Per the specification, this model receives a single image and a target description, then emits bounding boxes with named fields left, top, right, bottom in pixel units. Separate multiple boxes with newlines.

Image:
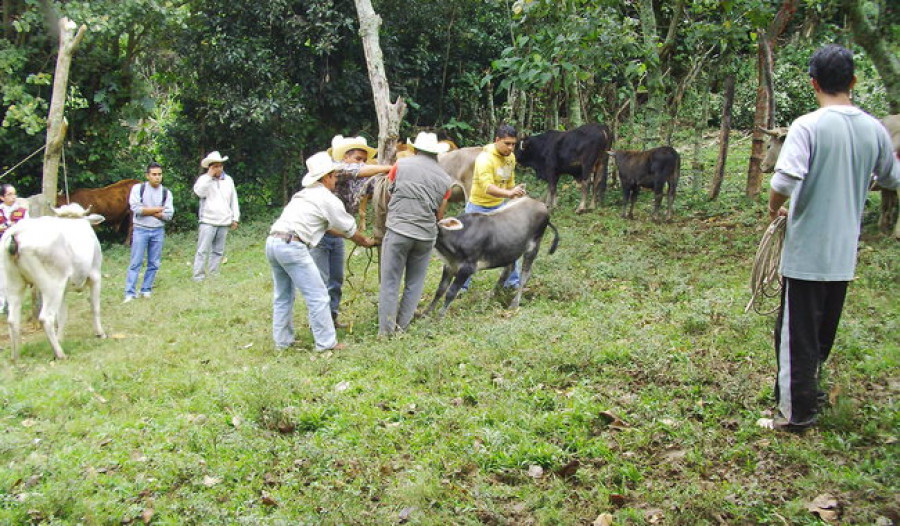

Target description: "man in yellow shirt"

left=464, top=124, right=527, bottom=289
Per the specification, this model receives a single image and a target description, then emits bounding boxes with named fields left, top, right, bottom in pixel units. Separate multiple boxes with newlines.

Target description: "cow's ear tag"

left=438, top=217, right=464, bottom=230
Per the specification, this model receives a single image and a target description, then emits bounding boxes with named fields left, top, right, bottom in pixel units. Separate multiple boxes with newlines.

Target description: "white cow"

left=1, top=203, right=107, bottom=360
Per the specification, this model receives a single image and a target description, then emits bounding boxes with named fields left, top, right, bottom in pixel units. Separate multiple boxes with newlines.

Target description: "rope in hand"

left=745, top=215, right=786, bottom=315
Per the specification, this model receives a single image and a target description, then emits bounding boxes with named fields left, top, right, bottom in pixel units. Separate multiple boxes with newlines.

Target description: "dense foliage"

left=0, top=0, right=896, bottom=227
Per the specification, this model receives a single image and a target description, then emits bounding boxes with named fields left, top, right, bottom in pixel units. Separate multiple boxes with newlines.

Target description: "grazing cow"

left=761, top=115, right=900, bottom=237
left=57, top=179, right=141, bottom=243
left=515, top=123, right=614, bottom=213
left=610, top=146, right=680, bottom=221
left=423, top=197, right=560, bottom=317
left=1, top=203, right=107, bottom=360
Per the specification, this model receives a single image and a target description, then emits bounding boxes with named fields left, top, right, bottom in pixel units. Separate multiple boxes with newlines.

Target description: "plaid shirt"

left=333, top=162, right=368, bottom=214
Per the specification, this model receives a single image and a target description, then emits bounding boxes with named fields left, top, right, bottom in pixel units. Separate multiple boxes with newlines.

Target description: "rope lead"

left=746, top=215, right=786, bottom=315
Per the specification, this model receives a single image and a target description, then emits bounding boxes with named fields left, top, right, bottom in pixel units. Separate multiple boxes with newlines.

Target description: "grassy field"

left=1, top=148, right=898, bottom=524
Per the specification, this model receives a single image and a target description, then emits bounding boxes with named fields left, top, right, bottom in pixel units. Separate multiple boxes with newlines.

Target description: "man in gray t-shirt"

left=378, top=133, right=453, bottom=336
left=760, top=44, right=900, bottom=433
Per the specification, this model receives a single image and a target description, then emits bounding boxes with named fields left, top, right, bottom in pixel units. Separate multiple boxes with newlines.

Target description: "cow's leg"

left=424, top=266, right=454, bottom=316
left=652, top=190, right=664, bottom=222
left=38, top=285, right=67, bottom=360
left=666, top=181, right=677, bottom=221
left=621, top=187, right=630, bottom=219
left=6, top=279, right=26, bottom=361
left=56, top=293, right=68, bottom=341
left=89, top=276, right=106, bottom=339
left=575, top=179, right=589, bottom=214
left=546, top=176, right=559, bottom=209
left=628, top=189, right=639, bottom=220
left=439, top=267, right=475, bottom=318
left=509, top=242, right=540, bottom=309
left=494, top=264, right=514, bottom=293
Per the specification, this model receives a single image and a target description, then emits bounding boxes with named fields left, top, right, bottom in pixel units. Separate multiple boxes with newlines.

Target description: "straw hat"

left=328, top=135, right=378, bottom=162
left=406, top=132, right=451, bottom=154
left=302, top=152, right=339, bottom=188
left=201, top=151, right=229, bottom=168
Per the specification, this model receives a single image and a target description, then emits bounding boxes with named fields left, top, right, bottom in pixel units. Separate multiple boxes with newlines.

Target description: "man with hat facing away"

left=311, top=135, right=391, bottom=328
left=378, top=132, right=453, bottom=337
left=266, top=152, right=376, bottom=351
left=193, top=151, right=241, bottom=281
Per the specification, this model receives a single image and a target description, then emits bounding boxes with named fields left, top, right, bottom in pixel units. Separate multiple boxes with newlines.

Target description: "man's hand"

left=231, top=221, right=239, bottom=230
left=509, top=184, right=527, bottom=198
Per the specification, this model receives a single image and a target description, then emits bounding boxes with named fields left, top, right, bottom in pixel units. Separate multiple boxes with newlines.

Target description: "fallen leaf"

left=263, top=472, right=278, bottom=486
left=202, top=475, right=221, bottom=487
left=807, top=493, right=841, bottom=523
left=21, top=419, right=36, bottom=428
left=556, top=459, right=580, bottom=479
left=141, top=508, right=154, bottom=524
left=527, top=465, right=544, bottom=479
left=609, top=494, right=627, bottom=508
left=645, top=508, right=664, bottom=523
left=261, top=492, right=278, bottom=507
left=661, top=448, right=686, bottom=461
left=593, top=513, right=614, bottom=526
left=231, top=415, right=243, bottom=428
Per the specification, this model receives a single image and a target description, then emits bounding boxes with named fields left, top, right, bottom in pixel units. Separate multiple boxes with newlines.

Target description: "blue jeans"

left=462, top=201, right=520, bottom=289
left=265, top=236, right=336, bottom=351
left=309, top=233, right=345, bottom=316
left=125, top=226, right=165, bottom=297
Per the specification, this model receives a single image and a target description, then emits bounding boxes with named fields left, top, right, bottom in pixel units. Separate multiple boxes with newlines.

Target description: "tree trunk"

left=40, top=18, right=86, bottom=217
left=745, top=1, right=797, bottom=199
left=566, top=72, right=583, bottom=128
left=709, top=74, right=735, bottom=200
left=354, top=0, right=406, bottom=163
left=842, top=0, right=900, bottom=113
left=692, top=83, right=710, bottom=192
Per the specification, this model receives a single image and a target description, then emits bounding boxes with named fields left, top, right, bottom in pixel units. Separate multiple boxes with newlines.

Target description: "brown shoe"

left=331, top=343, right=347, bottom=351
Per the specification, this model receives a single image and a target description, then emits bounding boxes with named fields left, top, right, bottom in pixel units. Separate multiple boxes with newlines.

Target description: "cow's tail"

left=546, top=221, right=560, bottom=255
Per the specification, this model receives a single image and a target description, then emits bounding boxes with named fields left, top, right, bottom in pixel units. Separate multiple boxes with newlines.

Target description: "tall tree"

left=40, top=17, right=85, bottom=216
left=354, top=0, right=405, bottom=162
left=745, top=0, right=798, bottom=199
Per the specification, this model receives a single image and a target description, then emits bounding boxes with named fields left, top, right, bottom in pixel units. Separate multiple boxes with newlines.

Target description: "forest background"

left=1, top=0, right=897, bottom=228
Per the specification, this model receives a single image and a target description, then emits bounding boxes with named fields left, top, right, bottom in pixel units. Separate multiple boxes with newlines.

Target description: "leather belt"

left=270, top=231, right=309, bottom=246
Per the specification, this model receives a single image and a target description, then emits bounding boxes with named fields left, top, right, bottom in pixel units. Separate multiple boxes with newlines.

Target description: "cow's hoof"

left=575, top=207, right=587, bottom=215
left=97, top=333, right=108, bottom=339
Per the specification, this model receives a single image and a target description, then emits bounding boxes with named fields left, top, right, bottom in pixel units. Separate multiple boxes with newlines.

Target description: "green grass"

left=1, top=154, right=897, bottom=524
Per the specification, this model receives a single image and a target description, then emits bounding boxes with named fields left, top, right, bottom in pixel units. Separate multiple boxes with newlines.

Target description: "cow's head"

left=759, top=127, right=789, bottom=173
left=52, top=203, right=106, bottom=225
left=437, top=217, right=464, bottom=231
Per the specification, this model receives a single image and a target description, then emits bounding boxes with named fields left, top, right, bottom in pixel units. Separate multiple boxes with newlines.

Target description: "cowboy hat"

left=201, top=151, right=229, bottom=168
left=328, top=135, right=378, bottom=162
left=406, top=132, right=451, bottom=154
left=302, top=151, right=339, bottom=188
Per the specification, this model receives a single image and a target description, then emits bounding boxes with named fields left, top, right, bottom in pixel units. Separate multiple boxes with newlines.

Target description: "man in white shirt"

left=193, top=151, right=240, bottom=281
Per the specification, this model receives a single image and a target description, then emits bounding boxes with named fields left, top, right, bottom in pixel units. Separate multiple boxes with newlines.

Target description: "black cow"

left=610, top=147, right=680, bottom=221
left=423, top=197, right=560, bottom=318
left=515, top=123, right=614, bottom=213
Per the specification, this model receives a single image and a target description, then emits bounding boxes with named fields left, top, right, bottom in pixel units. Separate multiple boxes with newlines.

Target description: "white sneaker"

left=141, top=291, right=152, bottom=298
left=123, top=295, right=136, bottom=303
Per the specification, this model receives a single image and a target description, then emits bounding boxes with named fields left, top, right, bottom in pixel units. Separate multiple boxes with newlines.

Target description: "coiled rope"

left=745, top=215, right=786, bottom=315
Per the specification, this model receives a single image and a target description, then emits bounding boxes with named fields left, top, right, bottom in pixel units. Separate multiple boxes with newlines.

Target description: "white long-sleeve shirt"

left=193, top=172, right=240, bottom=226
